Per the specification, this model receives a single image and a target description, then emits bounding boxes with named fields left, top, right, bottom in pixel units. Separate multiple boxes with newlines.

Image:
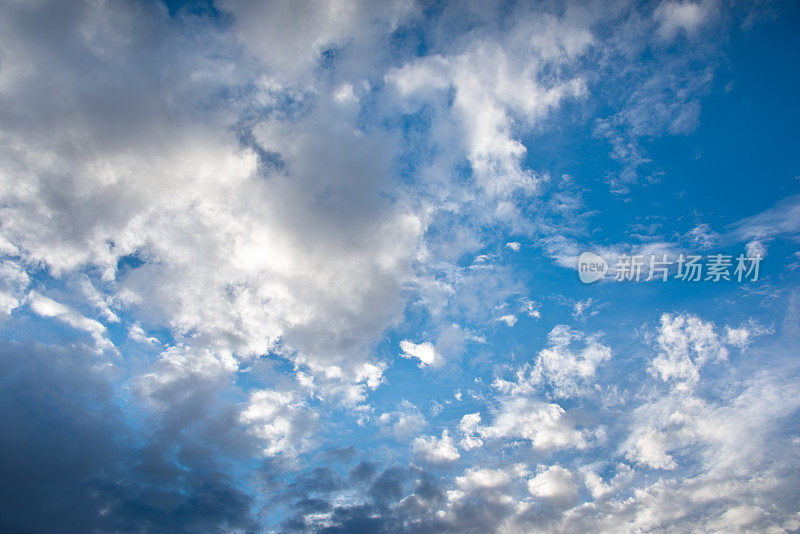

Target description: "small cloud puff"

left=412, top=430, right=460, bottom=464
left=400, top=339, right=443, bottom=367
left=498, top=314, right=518, bottom=327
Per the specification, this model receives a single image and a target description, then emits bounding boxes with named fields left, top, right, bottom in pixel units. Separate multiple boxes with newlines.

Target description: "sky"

left=0, top=0, right=799, bottom=532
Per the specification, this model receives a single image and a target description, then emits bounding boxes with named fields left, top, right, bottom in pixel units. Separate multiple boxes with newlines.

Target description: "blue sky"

left=1, top=0, right=799, bottom=532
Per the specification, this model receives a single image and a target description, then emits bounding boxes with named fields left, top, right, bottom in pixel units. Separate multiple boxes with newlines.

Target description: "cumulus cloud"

left=494, top=325, right=612, bottom=398
left=0, top=0, right=426, bottom=397
left=456, top=467, right=511, bottom=491
left=277, top=318, right=800, bottom=533
left=649, top=313, right=730, bottom=383
left=457, top=413, right=484, bottom=450
left=477, top=398, right=589, bottom=452
left=0, top=0, right=796, bottom=532
left=28, top=292, right=116, bottom=353
left=240, top=389, right=320, bottom=458
left=411, top=430, right=460, bottom=464
left=527, top=465, right=578, bottom=503
left=626, top=367, right=800, bottom=472
left=498, top=314, right=518, bottom=327
left=385, top=23, right=586, bottom=199
left=399, top=339, right=442, bottom=367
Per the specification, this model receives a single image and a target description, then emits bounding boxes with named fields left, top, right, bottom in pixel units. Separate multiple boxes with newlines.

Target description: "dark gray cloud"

left=0, top=340, right=259, bottom=533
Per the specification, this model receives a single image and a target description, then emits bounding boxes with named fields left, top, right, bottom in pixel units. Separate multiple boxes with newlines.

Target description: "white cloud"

left=378, top=400, right=427, bottom=441
left=457, top=412, right=484, bottom=450
left=479, top=398, right=588, bottom=451
left=128, top=322, right=160, bottom=345
left=646, top=313, right=773, bottom=389
left=456, top=468, right=511, bottom=491
left=493, top=325, right=612, bottom=398
left=745, top=239, right=767, bottom=258
left=724, top=321, right=772, bottom=350
left=686, top=223, right=719, bottom=250
left=399, top=339, right=442, bottom=367
left=498, top=314, right=518, bottom=327
left=655, top=1, right=712, bottom=41
left=303, top=361, right=386, bottom=409
left=704, top=505, right=775, bottom=533
left=220, top=0, right=416, bottom=78
left=137, top=344, right=238, bottom=409
left=0, top=260, right=29, bottom=316
left=572, top=297, right=596, bottom=319
left=0, top=0, right=430, bottom=410
left=434, top=323, right=486, bottom=364
left=453, top=356, right=800, bottom=533
left=528, top=465, right=578, bottom=503
left=625, top=427, right=678, bottom=470
left=535, top=325, right=611, bottom=395
left=0, top=3, right=796, bottom=533
left=590, top=0, right=720, bottom=195
left=580, top=463, right=634, bottom=501
left=385, top=5, right=590, bottom=200
left=240, top=388, right=320, bottom=458
left=729, top=193, right=800, bottom=242
left=412, top=430, right=460, bottom=464
left=28, top=292, right=115, bottom=353
left=625, top=367, right=800, bottom=475
left=519, top=298, right=541, bottom=319
left=649, top=313, right=730, bottom=383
